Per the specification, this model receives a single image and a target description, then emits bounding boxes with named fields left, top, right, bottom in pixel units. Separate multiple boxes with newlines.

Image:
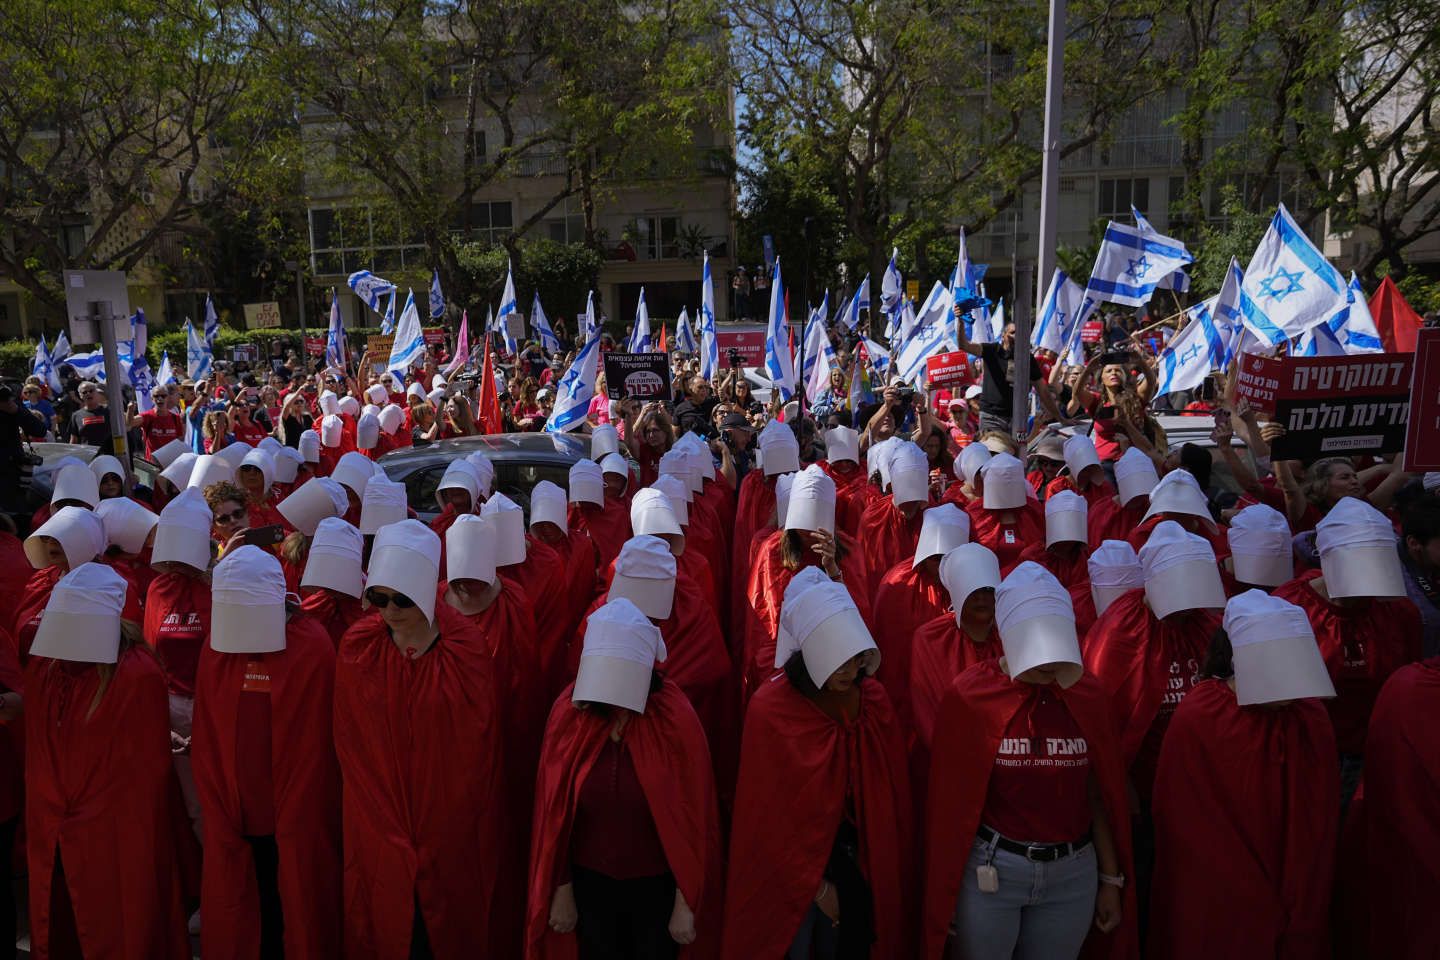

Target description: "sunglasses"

left=214, top=507, right=247, bottom=524
left=365, top=587, right=416, bottom=609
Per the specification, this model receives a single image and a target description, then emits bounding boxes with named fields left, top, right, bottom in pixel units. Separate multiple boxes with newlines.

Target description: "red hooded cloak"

left=567, top=497, right=633, bottom=572
left=869, top=559, right=949, bottom=725
left=856, top=495, right=926, bottom=589
left=966, top=499, right=1046, bottom=575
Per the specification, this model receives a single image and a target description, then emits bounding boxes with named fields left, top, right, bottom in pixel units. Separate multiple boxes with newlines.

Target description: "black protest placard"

left=604, top=352, right=671, bottom=401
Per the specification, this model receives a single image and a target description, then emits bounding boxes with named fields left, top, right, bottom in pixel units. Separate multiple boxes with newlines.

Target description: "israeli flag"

left=763, top=259, right=795, bottom=401
left=325, top=290, right=348, bottom=370
left=894, top=308, right=952, bottom=387
left=859, top=335, right=891, bottom=378
left=1209, top=258, right=1246, bottom=368
left=1295, top=272, right=1383, bottom=357
left=531, top=291, right=560, bottom=354
left=880, top=249, right=903, bottom=312
left=186, top=319, right=213, bottom=380
left=545, top=332, right=602, bottom=433
left=1238, top=204, right=1348, bottom=347
left=1033, top=270, right=1087, bottom=354
left=628, top=288, right=652, bottom=353
left=497, top=261, right=520, bottom=355
left=32, top=335, right=61, bottom=392
left=675, top=307, right=698, bottom=354
left=155, top=351, right=176, bottom=387
left=1086, top=221, right=1194, bottom=307
left=950, top=229, right=990, bottom=312
left=914, top=282, right=958, bottom=351
left=970, top=292, right=998, bottom=345
left=429, top=269, right=445, bottom=320
left=799, top=291, right=830, bottom=384
left=52, top=330, right=71, bottom=364
left=895, top=299, right=920, bottom=346
left=1133, top=207, right=1191, bottom=293
left=204, top=294, right=219, bottom=346
left=387, top=289, right=427, bottom=378
left=347, top=270, right=397, bottom=315
left=802, top=306, right=838, bottom=402
left=582, top=290, right=599, bottom=343
left=65, top=351, right=115, bottom=382
left=699, top=251, right=719, bottom=378
left=380, top=290, right=396, bottom=336
left=127, top=309, right=157, bottom=413
left=841, top=274, right=871, bottom=332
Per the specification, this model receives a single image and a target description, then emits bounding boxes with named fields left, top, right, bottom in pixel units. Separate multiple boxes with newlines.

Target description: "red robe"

left=922, top=661, right=1136, bottom=960
left=869, top=560, right=948, bottom=727
left=548, top=528, right=600, bottom=639
left=820, top=460, right=869, bottom=540
left=299, top=589, right=365, bottom=648
left=0, top=531, right=31, bottom=620
left=1361, top=658, right=1440, bottom=957
left=25, top=650, right=190, bottom=960
left=1273, top=571, right=1420, bottom=755
left=729, top=471, right=778, bottom=624
left=1088, top=495, right=1147, bottom=547
left=192, top=616, right=342, bottom=960
left=527, top=681, right=723, bottom=960
left=1020, top=542, right=1097, bottom=637
left=1127, top=513, right=1229, bottom=560
left=742, top=530, right=872, bottom=695
left=856, top=495, right=925, bottom=589
left=316, top=445, right=342, bottom=478
left=965, top=498, right=1046, bottom=575
left=722, top=676, right=913, bottom=959
left=0, top=626, right=23, bottom=826
left=333, top=606, right=505, bottom=959
left=503, top=536, right=568, bottom=696
left=567, top=498, right=632, bottom=572
left=1150, top=679, right=1336, bottom=960
left=908, top=615, right=1002, bottom=752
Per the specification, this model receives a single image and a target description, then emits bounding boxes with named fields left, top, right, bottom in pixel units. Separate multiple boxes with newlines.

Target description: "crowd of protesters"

left=0, top=295, right=1436, bottom=960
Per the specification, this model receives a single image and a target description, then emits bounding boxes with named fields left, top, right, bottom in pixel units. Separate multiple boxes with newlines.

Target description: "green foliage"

left=1386, top=268, right=1440, bottom=317
left=1190, top=188, right=1271, bottom=294
left=453, top=240, right=603, bottom=319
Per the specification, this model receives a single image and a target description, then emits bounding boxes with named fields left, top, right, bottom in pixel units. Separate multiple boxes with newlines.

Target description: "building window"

left=308, top=206, right=426, bottom=277
left=461, top=200, right=513, bottom=246
left=59, top=224, right=88, bottom=258
left=1098, top=177, right=1149, bottom=218
left=635, top=215, right=681, bottom=260
left=547, top=216, right=586, bottom=244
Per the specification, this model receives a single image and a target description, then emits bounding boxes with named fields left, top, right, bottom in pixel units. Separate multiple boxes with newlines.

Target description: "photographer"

left=1071, top=337, right=1158, bottom=463
left=953, top=304, right=1067, bottom=435
left=672, top=374, right=718, bottom=438
left=718, top=411, right=756, bottom=485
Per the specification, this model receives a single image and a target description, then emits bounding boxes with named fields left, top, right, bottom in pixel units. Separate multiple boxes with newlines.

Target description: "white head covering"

left=530, top=480, right=568, bottom=532
left=1140, top=520, right=1227, bottom=618
left=31, top=563, right=127, bottom=663
left=1115, top=448, right=1159, bottom=506
left=480, top=493, right=527, bottom=566
left=319, top=391, right=341, bottom=417
left=214, top=441, right=252, bottom=471
left=320, top=414, right=344, bottom=448
left=1062, top=434, right=1103, bottom=483
left=26, top=505, right=106, bottom=570
left=51, top=463, right=99, bottom=507
left=258, top=436, right=284, bottom=455
left=775, top=473, right=794, bottom=527
left=356, top=412, right=381, bottom=450
left=359, top=476, right=408, bottom=535
left=379, top=404, right=405, bottom=435
left=591, top=423, right=621, bottom=459
left=658, top=449, right=697, bottom=501
left=277, top=476, right=347, bottom=536
left=89, top=454, right=125, bottom=486
left=446, top=514, right=498, bottom=586
left=600, top=452, right=631, bottom=488
left=914, top=504, right=970, bottom=567
left=436, top=461, right=481, bottom=511
left=630, top=488, right=682, bottom=539
left=160, top=451, right=199, bottom=490
left=212, top=546, right=288, bottom=653
left=406, top=382, right=426, bottom=401
left=980, top=434, right=1014, bottom=455
left=573, top=598, right=668, bottom=713
left=95, top=497, right=158, bottom=554
left=239, top=448, right=275, bottom=494
left=868, top=436, right=901, bottom=485
left=338, top=395, right=361, bottom=418
left=366, top=383, right=388, bottom=405
left=426, top=387, right=446, bottom=406
left=825, top=426, right=860, bottom=465
left=273, top=447, right=303, bottom=484
left=152, top=488, right=214, bottom=571
left=996, top=562, right=1082, bottom=686
left=367, top=519, right=442, bottom=623
left=187, top=454, right=235, bottom=492
left=1045, top=490, right=1088, bottom=547
left=676, top=434, right=716, bottom=484
left=609, top=535, right=678, bottom=619
left=651, top=476, right=690, bottom=527
left=888, top=442, right=930, bottom=507
left=331, top=452, right=374, bottom=500
left=1143, top=469, right=1216, bottom=531
left=1316, top=496, right=1405, bottom=598
left=954, top=443, right=990, bottom=487
left=940, top=543, right=1001, bottom=625
left=568, top=459, right=605, bottom=506
left=784, top=464, right=836, bottom=534
left=361, top=403, right=380, bottom=420
left=758, top=419, right=800, bottom=476
left=1089, top=539, right=1143, bottom=617
left=1227, top=504, right=1294, bottom=587
left=152, top=439, right=190, bottom=470
left=298, top=429, right=322, bottom=463
left=775, top=566, right=879, bottom=688
left=980, top=452, right=1028, bottom=510
left=1223, top=590, right=1335, bottom=705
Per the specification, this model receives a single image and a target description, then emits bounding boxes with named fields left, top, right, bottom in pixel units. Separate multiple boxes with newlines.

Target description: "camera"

left=727, top=348, right=744, bottom=368
left=895, top=384, right=915, bottom=403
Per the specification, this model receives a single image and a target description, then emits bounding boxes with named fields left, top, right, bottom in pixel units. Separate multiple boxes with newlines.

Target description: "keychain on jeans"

left=977, top=832, right=1000, bottom=894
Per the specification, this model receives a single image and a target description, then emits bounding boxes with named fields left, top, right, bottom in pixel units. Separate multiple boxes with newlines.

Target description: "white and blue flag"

left=52, top=330, right=71, bottom=365
left=429, top=269, right=445, bottom=320
left=387, top=289, right=427, bottom=378
left=894, top=289, right=954, bottom=387
left=675, top=308, right=698, bottom=354
left=699, top=251, right=719, bottom=378
left=582, top=290, right=599, bottom=343
left=204, top=294, right=219, bottom=346
left=629, top=288, right=652, bottom=352
left=841, top=274, right=871, bottom=332
left=31, top=335, right=61, bottom=392
left=127, top=309, right=158, bottom=412
left=325, top=289, right=348, bottom=370
left=950, top=229, right=989, bottom=312
left=497, top=261, right=520, bottom=356
left=380, top=290, right=396, bottom=335
left=1238, top=204, right=1348, bottom=347
left=1133, top=207, right=1191, bottom=293
left=64, top=351, right=117, bottom=382
left=186, top=319, right=213, bottom=380
left=531, top=292, right=560, bottom=354
left=1086, top=221, right=1194, bottom=307
left=545, top=332, right=602, bottom=433
left=859, top=335, right=891, bottom=379
left=1033, top=269, right=1087, bottom=355
left=1294, top=272, right=1383, bottom=357
left=763, top=259, right=795, bottom=401
left=802, top=305, right=838, bottom=403
left=155, top=351, right=176, bottom=387
left=1155, top=297, right=1230, bottom=397
left=347, top=270, right=396, bottom=315
left=880, top=249, right=904, bottom=341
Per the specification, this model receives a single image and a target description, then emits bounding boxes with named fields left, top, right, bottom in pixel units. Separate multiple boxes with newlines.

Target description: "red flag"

left=478, top=335, right=503, bottom=434
left=658, top=322, right=668, bottom=354
left=1369, top=275, right=1424, bottom=353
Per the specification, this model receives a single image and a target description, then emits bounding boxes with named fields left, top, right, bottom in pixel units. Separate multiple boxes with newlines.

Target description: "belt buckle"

left=1025, top=843, right=1050, bottom=862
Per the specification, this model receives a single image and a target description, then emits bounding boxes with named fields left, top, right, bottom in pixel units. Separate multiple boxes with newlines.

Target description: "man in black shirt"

left=66, top=381, right=113, bottom=449
left=0, top=384, right=46, bottom=514
left=671, top=374, right=719, bottom=437
left=954, top=303, right=1066, bottom=435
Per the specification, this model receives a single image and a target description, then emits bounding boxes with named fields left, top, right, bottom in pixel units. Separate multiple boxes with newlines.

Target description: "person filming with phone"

left=1070, top=337, right=1159, bottom=464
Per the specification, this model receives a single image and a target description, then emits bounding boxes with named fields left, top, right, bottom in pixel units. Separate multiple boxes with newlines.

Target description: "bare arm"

left=1071, top=354, right=1102, bottom=413
left=1128, top=335, right=1159, bottom=402
left=952, top=303, right=982, bottom=356
left=1367, top=457, right=1413, bottom=513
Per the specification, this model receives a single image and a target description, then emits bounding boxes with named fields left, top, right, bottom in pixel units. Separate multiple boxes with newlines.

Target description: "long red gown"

left=869, top=560, right=948, bottom=727
left=856, top=495, right=925, bottom=590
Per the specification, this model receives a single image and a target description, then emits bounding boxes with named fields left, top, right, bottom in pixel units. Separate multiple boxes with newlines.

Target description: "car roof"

left=376, top=431, right=593, bottom=471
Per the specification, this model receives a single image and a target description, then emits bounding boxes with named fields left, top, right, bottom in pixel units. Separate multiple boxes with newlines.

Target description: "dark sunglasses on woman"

left=365, top=588, right=416, bottom=609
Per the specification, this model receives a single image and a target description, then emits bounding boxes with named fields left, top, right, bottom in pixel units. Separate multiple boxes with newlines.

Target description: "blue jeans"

left=951, top=834, right=1098, bottom=960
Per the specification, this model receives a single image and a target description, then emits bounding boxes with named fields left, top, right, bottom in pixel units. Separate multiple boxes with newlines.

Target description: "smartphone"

left=1094, top=405, right=1117, bottom=421
left=240, top=524, right=286, bottom=548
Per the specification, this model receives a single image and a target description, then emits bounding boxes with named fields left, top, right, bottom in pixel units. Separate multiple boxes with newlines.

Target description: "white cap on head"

left=1227, top=504, right=1294, bottom=587
left=432, top=375, right=447, bottom=389
left=214, top=442, right=252, bottom=472
left=573, top=598, right=668, bottom=713
left=609, top=535, right=678, bottom=619
left=339, top=395, right=361, bottom=418
left=940, top=543, right=1001, bottom=626
left=981, top=453, right=1028, bottom=510
left=568, top=459, right=605, bottom=506
left=658, top=449, right=698, bottom=501
left=591, top=423, right=621, bottom=459
left=769, top=473, right=790, bottom=528
left=1223, top=590, right=1336, bottom=705
left=825, top=426, right=860, bottom=465
left=187, top=454, right=235, bottom=492
left=379, top=404, right=405, bottom=435
left=446, top=514, right=498, bottom=586
left=436, top=461, right=481, bottom=511
left=758, top=419, right=801, bottom=476
left=1316, top=496, right=1405, bottom=598
left=367, top=520, right=442, bottom=623
left=407, top=382, right=426, bottom=401
left=239, top=448, right=275, bottom=494
left=320, top=414, right=344, bottom=448
left=152, top=489, right=214, bottom=571
left=1142, top=469, right=1216, bottom=531
left=359, top=476, right=408, bottom=534
left=95, top=498, right=158, bottom=554
left=957, top=442, right=992, bottom=485
left=600, top=453, right=631, bottom=488
left=1088, top=539, right=1143, bottom=617
left=1140, top=520, right=1227, bottom=618
left=273, top=447, right=303, bottom=484
left=426, top=388, right=446, bottom=406
left=630, top=488, right=682, bottom=539
left=889, top=442, right=930, bottom=507
left=366, top=383, right=388, bottom=405
left=914, top=504, right=970, bottom=567
left=775, top=567, right=879, bottom=688
left=89, top=454, right=125, bottom=486
left=31, top=562, right=128, bottom=663
left=212, top=546, right=288, bottom=653
left=868, top=436, right=901, bottom=485
left=530, top=481, right=568, bottom=532
left=785, top=464, right=836, bottom=534
left=361, top=404, right=380, bottom=420
left=319, top=391, right=341, bottom=417
left=1045, top=490, right=1088, bottom=547
left=480, top=493, right=527, bottom=566
left=277, top=477, right=347, bottom=536
left=1063, top=434, right=1102, bottom=483
left=1115, top=448, right=1159, bottom=506
left=152, top=439, right=189, bottom=470
left=996, top=562, right=1082, bottom=687
left=258, top=437, right=284, bottom=455
left=331, top=452, right=374, bottom=500
left=466, top=452, right=496, bottom=496
left=651, top=476, right=690, bottom=526
left=160, top=452, right=199, bottom=490
left=299, top=430, right=322, bottom=462
left=52, top=463, right=99, bottom=508
left=677, top=435, right=715, bottom=484
left=356, top=412, right=381, bottom=450
left=26, top=505, right=106, bottom=569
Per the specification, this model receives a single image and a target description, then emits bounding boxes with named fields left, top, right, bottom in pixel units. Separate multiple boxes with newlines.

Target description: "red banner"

left=304, top=335, right=326, bottom=357
left=1081, top=321, right=1105, bottom=344
left=925, top=351, right=974, bottom=389
left=422, top=327, right=447, bottom=346
left=715, top=329, right=766, bottom=366
left=1405, top=327, right=1440, bottom=472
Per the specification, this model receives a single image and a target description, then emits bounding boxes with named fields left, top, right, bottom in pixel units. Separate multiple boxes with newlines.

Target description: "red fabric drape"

left=869, top=560, right=949, bottom=729
left=857, top=495, right=926, bottom=590
left=567, top=498, right=632, bottom=572
left=299, top=589, right=364, bottom=648
left=965, top=499, right=1046, bottom=575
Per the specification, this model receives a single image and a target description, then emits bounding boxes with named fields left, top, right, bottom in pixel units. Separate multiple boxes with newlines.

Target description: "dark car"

left=19, top=442, right=163, bottom=529
left=377, top=432, right=594, bottom=522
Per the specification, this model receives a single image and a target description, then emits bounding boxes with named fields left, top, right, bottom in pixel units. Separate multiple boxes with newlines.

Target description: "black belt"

left=978, top=825, right=1092, bottom=863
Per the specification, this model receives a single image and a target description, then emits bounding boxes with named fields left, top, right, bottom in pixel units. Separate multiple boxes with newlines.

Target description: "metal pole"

left=293, top=261, right=307, bottom=340
left=92, top=301, right=134, bottom=487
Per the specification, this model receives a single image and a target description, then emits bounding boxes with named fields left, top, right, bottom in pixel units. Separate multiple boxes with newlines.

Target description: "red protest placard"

left=925, top=351, right=974, bottom=388
left=1081, top=321, right=1105, bottom=344
left=304, top=335, right=326, bottom=357
left=422, top=328, right=447, bottom=346
left=1404, top=327, right=1440, bottom=472
left=715, top=329, right=766, bottom=366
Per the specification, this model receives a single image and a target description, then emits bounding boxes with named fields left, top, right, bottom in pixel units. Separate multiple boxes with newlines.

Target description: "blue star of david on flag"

left=1125, top=255, right=1152, bottom=280
left=1237, top=204, right=1347, bottom=346
left=1258, top=267, right=1305, bottom=302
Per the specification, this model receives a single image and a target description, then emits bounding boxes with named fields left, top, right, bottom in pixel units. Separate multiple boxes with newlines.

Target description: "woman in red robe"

left=923, top=562, right=1133, bottom=960
left=856, top=441, right=930, bottom=588
left=15, top=506, right=110, bottom=662
left=730, top=454, right=791, bottom=619
left=428, top=460, right=483, bottom=540
left=0, top=623, right=20, bottom=955
left=1018, top=490, right=1096, bottom=636
left=1126, top=469, right=1228, bottom=557
left=1150, top=591, right=1339, bottom=960
left=238, top=448, right=286, bottom=530
left=568, top=456, right=634, bottom=571
left=1088, top=448, right=1157, bottom=546
left=531, top=480, right=600, bottom=638
left=530, top=598, right=722, bottom=959
left=965, top=453, right=1045, bottom=575
left=192, top=546, right=342, bottom=959
left=819, top=426, right=868, bottom=539
left=26, top=563, right=191, bottom=959
left=1061, top=433, right=1116, bottom=510
left=298, top=516, right=367, bottom=646
left=723, top=568, right=912, bottom=959
left=333, top=520, right=506, bottom=958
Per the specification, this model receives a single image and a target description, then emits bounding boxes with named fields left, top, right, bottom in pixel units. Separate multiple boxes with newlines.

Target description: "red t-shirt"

left=144, top=573, right=211, bottom=697
left=237, top=659, right=276, bottom=836
left=139, top=409, right=183, bottom=456
left=232, top=419, right=268, bottom=446
left=568, top=737, right=669, bottom=880
left=982, top=687, right=1092, bottom=843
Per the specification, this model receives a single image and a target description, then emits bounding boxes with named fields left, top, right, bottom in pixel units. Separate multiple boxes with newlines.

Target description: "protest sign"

left=604, top=352, right=671, bottom=401
left=1404, top=327, right=1440, bottom=472
left=924, top=351, right=974, bottom=389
